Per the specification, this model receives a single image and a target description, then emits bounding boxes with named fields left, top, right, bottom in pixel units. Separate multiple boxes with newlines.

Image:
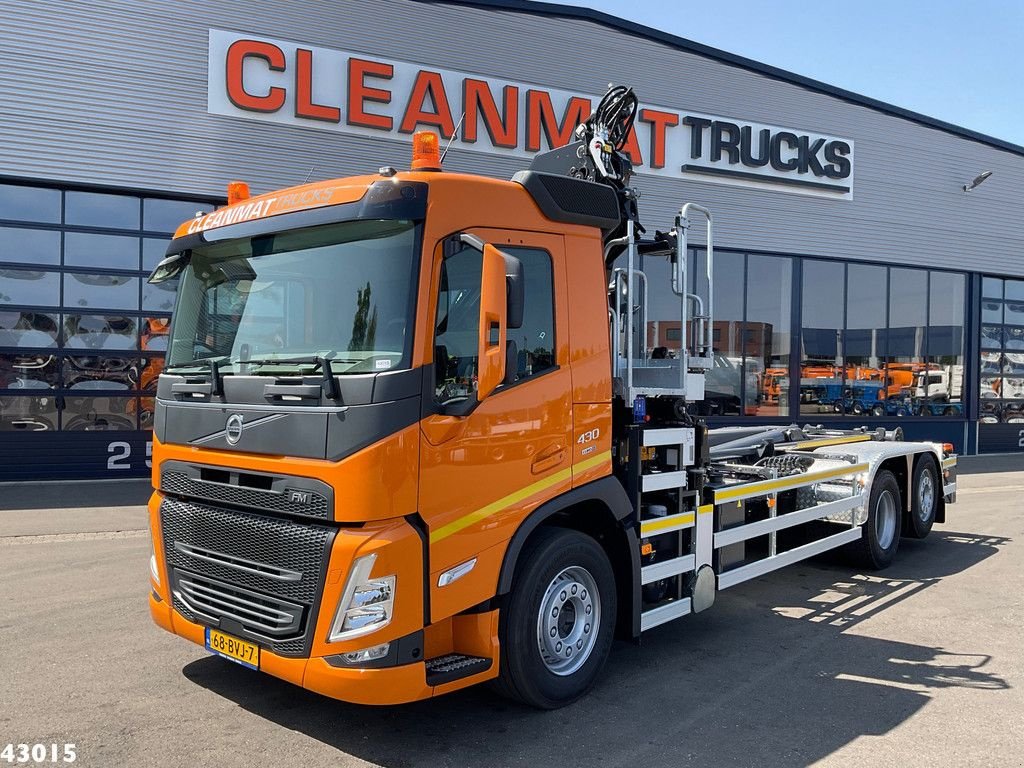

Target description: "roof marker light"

left=227, top=181, right=251, bottom=205
left=411, top=131, right=441, bottom=171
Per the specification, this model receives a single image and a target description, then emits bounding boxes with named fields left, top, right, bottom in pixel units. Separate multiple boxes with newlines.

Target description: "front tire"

left=851, top=470, right=901, bottom=569
left=494, top=528, right=616, bottom=709
left=905, top=456, right=938, bottom=539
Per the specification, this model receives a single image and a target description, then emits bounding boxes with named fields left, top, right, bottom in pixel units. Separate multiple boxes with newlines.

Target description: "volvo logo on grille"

left=225, top=413, right=244, bottom=445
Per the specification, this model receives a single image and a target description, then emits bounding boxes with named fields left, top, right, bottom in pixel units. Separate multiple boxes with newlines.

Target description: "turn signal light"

left=411, top=131, right=441, bottom=171
left=227, top=180, right=250, bottom=205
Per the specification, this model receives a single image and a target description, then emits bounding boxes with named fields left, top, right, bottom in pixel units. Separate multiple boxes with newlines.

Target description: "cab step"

left=425, top=653, right=492, bottom=686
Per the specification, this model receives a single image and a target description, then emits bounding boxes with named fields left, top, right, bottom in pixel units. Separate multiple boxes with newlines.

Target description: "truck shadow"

left=182, top=530, right=1010, bottom=768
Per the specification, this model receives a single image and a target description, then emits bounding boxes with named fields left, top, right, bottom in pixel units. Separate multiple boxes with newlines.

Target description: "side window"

left=432, top=243, right=555, bottom=406
left=504, top=247, right=555, bottom=381
left=434, top=246, right=482, bottom=405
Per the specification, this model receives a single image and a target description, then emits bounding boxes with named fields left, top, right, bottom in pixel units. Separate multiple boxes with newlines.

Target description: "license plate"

left=205, top=627, right=259, bottom=670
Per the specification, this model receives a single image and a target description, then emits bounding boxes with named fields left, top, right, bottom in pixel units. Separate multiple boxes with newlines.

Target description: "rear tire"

left=493, top=528, right=616, bottom=709
left=905, top=456, right=938, bottom=539
left=851, top=470, right=901, bottom=570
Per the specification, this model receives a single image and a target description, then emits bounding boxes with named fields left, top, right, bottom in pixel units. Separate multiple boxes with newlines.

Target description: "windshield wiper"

left=243, top=355, right=341, bottom=400
left=165, top=356, right=226, bottom=397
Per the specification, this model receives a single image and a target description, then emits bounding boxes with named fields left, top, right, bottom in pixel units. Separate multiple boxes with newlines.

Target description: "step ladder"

left=627, top=425, right=715, bottom=632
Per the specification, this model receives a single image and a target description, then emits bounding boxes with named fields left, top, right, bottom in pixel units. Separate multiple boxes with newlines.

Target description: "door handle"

left=531, top=444, right=566, bottom=475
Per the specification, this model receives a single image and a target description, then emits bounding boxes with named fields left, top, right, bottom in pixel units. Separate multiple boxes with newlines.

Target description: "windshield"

left=166, top=219, right=419, bottom=374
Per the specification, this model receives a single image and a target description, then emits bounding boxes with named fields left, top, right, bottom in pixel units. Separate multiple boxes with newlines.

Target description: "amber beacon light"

left=411, top=131, right=442, bottom=171
left=227, top=180, right=251, bottom=205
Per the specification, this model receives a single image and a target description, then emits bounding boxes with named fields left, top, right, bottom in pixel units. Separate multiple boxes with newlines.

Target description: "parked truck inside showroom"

left=146, top=87, right=958, bottom=708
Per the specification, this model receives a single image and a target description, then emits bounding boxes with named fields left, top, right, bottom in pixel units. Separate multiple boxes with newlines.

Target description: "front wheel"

left=851, top=470, right=901, bottom=569
left=494, top=528, right=617, bottom=709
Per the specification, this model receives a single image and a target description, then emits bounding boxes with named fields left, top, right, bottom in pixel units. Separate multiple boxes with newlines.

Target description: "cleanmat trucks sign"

left=207, top=29, right=855, bottom=199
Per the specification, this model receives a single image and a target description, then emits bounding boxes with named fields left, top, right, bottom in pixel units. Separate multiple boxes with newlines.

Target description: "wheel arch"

left=495, top=476, right=640, bottom=640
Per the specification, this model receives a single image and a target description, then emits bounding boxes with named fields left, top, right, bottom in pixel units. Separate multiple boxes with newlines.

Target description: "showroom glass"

left=978, top=277, right=1024, bottom=425
left=744, top=254, right=791, bottom=417
left=925, top=272, right=966, bottom=417
left=0, top=227, right=61, bottom=266
left=0, top=182, right=219, bottom=431
left=800, top=259, right=844, bottom=415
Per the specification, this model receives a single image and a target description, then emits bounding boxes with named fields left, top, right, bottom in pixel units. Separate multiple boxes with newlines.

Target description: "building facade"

left=1, top=0, right=1022, bottom=480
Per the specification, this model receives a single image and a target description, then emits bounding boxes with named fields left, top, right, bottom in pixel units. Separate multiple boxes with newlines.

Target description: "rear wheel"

left=905, top=456, right=938, bottom=539
left=494, top=528, right=616, bottom=709
left=870, top=404, right=885, bottom=417
left=851, top=470, right=901, bottom=569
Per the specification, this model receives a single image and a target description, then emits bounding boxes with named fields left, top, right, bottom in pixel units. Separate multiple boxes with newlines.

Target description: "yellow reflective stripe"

left=640, top=512, right=695, bottom=536
left=792, top=434, right=871, bottom=450
left=574, top=449, right=613, bottom=475
left=942, top=457, right=957, bottom=469
left=714, top=462, right=869, bottom=503
left=429, top=450, right=612, bottom=544
left=698, top=504, right=714, bottom=515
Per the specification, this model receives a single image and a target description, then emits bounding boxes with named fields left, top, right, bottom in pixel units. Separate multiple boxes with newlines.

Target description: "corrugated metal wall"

left=1, top=0, right=1021, bottom=274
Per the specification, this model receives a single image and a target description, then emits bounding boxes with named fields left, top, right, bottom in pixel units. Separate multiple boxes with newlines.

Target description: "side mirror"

left=477, top=244, right=508, bottom=401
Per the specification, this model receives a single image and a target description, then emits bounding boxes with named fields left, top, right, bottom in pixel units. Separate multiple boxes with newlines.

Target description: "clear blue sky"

left=544, top=0, right=1024, bottom=146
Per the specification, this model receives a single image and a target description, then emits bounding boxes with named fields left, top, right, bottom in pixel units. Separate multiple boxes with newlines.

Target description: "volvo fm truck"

left=147, top=87, right=957, bottom=708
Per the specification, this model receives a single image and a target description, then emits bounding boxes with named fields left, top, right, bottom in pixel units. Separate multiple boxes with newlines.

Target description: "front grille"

left=174, top=570, right=304, bottom=637
left=161, top=468, right=330, bottom=519
left=160, top=498, right=334, bottom=655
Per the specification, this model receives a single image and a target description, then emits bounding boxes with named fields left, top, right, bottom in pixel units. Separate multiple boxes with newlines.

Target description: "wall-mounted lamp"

left=963, top=170, right=993, bottom=192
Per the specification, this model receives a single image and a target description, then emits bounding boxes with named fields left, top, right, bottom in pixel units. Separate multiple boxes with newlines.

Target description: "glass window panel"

left=0, top=395, right=58, bottom=431
left=982, top=277, right=1003, bottom=299
left=1003, top=352, right=1024, bottom=376
left=1005, top=327, right=1024, bottom=351
left=433, top=244, right=481, bottom=404
left=923, top=271, right=965, bottom=417
left=141, top=317, right=170, bottom=352
left=63, top=315, right=138, bottom=350
left=1000, top=400, right=1024, bottom=423
left=981, top=326, right=1003, bottom=350
left=142, top=277, right=177, bottom=312
left=0, top=184, right=60, bottom=224
left=841, top=264, right=887, bottom=417
left=0, top=353, right=60, bottom=389
left=504, top=248, right=555, bottom=379
left=1005, top=280, right=1024, bottom=301
left=65, top=191, right=139, bottom=230
left=61, top=395, right=136, bottom=431
left=139, top=396, right=155, bottom=430
left=0, top=310, right=59, bottom=348
left=63, top=356, right=139, bottom=390
left=63, top=273, right=139, bottom=311
left=138, top=356, right=164, bottom=392
left=981, top=298, right=1003, bottom=324
left=697, top=251, right=745, bottom=415
left=0, top=268, right=60, bottom=307
left=143, top=237, right=171, bottom=271
left=887, top=268, right=927, bottom=362
left=1005, top=299, right=1024, bottom=326
left=0, top=227, right=61, bottom=266
left=800, top=259, right=844, bottom=414
left=745, top=254, right=791, bottom=416
left=143, top=199, right=213, bottom=233
left=64, top=232, right=139, bottom=270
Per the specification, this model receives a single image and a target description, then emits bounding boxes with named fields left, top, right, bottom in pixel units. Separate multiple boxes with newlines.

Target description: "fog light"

left=342, top=643, right=391, bottom=664
left=328, top=553, right=396, bottom=642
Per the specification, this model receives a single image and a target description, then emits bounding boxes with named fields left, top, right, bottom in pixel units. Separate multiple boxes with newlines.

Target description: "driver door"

left=419, top=229, right=572, bottom=622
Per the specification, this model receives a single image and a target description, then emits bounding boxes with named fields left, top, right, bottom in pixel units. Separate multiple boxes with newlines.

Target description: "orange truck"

left=147, top=87, right=958, bottom=708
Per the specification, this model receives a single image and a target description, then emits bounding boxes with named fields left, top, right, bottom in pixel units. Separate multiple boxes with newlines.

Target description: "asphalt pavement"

left=1, top=465, right=1022, bottom=767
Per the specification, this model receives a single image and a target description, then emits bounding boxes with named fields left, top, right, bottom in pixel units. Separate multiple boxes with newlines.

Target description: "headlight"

left=327, top=553, right=396, bottom=642
left=150, top=542, right=161, bottom=586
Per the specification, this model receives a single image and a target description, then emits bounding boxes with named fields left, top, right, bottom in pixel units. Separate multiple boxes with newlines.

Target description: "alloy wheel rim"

left=536, top=565, right=601, bottom=676
left=918, top=470, right=935, bottom=522
left=874, top=489, right=898, bottom=550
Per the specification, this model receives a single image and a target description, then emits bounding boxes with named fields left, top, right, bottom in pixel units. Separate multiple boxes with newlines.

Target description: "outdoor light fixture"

left=963, top=170, right=993, bottom=192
